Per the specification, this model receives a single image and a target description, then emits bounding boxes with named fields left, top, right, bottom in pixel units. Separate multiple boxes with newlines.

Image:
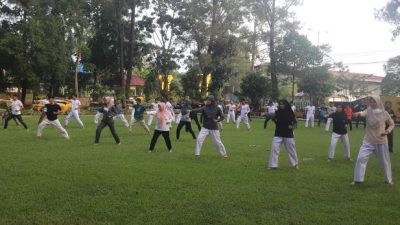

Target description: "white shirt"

left=151, top=102, right=158, bottom=111
left=327, top=106, right=336, bottom=115
left=266, top=105, right=277, bottom=114
left=240, top=104, right=250, bottom=116
left=11, top=100, right=23, bottom=115
left=166, top=101, right=174, bottom=115
left=71, top=99, right=81, bottom=111
left=291, top=105, right=296, bottom=112
left=227, top=103, right=236, bottom=111
left=305, top=105, right=315, bottom=116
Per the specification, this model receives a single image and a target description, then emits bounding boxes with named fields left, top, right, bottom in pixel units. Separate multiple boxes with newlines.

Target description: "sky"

left=294, top=0, right=400, bottom=76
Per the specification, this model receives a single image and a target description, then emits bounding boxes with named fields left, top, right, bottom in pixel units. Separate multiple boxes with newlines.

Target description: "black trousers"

left=149, top=130, right=171, bottom=151
left=356, top=116, right=366, bottom=128
left=95, top=121, right=120, bottom=144
left=346, top=119, right=353, bottom=131
left=190, top=115, right=201, bottom=131
left=176, top=121, right=196, bottom=139
left=317, top=116, right=327, bottom=126
left=4, top=114, right=28, bottom=129
left=388, top=131, right=394, bottom=153
left=264, top=117, right=273, bottom=129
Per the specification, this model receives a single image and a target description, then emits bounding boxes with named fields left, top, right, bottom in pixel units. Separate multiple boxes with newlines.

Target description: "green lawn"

left=0, top=116, right=399, bottom=225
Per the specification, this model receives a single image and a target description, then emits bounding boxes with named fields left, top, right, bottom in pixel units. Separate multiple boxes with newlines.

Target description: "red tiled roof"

left=130, top=76, right=145, bottom=86
left=330, top=71, right=383, bottom=83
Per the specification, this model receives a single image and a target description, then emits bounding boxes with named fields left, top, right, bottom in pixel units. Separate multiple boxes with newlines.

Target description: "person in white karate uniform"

left=304, top=103, right=315, bottom=128
left=327, top=104, right=351, bottom=161
left=264, top=101, right=277, bottom=129
left=226, top=100, right=236, bottom=123
left=352, top=95, right=395, bottom=186
left=37, top=96, right=70, bottom=140
left=65, top=94, right=84, bottom=128
left=166, top=99, right=175, bottom=128
left=325, top=102, right=337, bottom=131
left=236, top=100, right=250, bottom=130
left=191, top=95, right=227, bottom=158
left=267, top=99, right=298, bottom=170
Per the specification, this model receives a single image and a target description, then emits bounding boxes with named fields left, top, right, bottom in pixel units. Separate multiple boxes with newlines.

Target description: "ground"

left=0, top=116, right=399, bottom=225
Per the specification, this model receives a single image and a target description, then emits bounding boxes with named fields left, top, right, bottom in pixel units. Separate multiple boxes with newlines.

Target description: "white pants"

left=113, top=114, right=129, bottom=128
left=325, top=118, right=333, bottom=131
left=147, top=111, right=156, bottom=126
left=218, top=121, right=223, bottom=131
left=129, top=119, right=150, bottom=133
left=65, top=110, right=84, bottom=128
left=354, top=139, right=392, bottom=183
left=176, top=113, right=182, bottom=124
left=305, top=115, right=314, bottom=128
left=236, top=115, right=250, bottom=129
left=195, top=127, right=227, bottom=156
left=328, top=132, right=350, bottom=159
left=37, top=119, right=70, bottom=139
left=268, top=137, right=298, bottom=168
left=227, top=111, right=236, bottom=123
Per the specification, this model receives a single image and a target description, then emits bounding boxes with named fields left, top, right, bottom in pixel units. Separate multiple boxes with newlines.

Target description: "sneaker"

left=268, top=167, right=277, bottom=170
left=327, top=158, right=333, bottom=162
left=387, top=181, right=394, bottom=186
left=148, top=150, right=153, bottom=153
left=294, top=165, right=299, bottom=170
left=346, top=157, right=353, bottom=161
left=222, top=155, right=228, bottom=159
left=169, top=150, right=173, bottom=153
left=26, top=129, right=30, bottom=132
left=351, top=181, right=362, bottom=185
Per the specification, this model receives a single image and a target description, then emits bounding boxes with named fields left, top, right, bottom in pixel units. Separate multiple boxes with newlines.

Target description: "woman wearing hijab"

left=148, top=102, right=173, bottom=152
left=267, top=99, right=299, bottom=170
left=352, top=96, right=394, bottom=185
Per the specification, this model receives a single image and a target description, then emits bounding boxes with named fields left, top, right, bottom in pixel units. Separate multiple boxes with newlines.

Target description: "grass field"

left=0, top=115, right=399, bottom=225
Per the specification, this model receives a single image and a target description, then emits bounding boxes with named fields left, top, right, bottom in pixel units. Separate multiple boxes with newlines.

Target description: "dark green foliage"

left=381, top=55, right=400, bottom=96
left=298, top=66, right=336, bottom=103
left=240, top=72, right=270, bottom=110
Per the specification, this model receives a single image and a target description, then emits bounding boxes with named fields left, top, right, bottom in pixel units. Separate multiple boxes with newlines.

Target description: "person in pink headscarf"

left=352, top=96, right=395, bottom=186
left=147, top=102, right=173, bottom=152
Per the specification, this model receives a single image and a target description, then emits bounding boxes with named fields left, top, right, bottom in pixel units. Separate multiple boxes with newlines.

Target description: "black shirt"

left=194, top=104, right=224, bottom=130
left=45, top=103, right=61, bottom=121
left=274, top=110, right=295, bottom=138
left=98, top=106, right=118, bottom=122
left=331, top=111, right=347, bottom=135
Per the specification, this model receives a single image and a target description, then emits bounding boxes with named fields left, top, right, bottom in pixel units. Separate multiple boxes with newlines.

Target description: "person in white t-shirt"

left=226, top=100, right=237, bottom=123
left=325, top=102, right=337, bottom=132
left=166, top=99, right=175, bottom=128
left=147, top=98, right=159, bottom=126
left=305, top=103, right=316, bottom=128
left=264, top=101, right=277, bottom=129
left=236, top=100, right=251, bottom=130
left=3, top=94, right=29, bottom=130
left=65, top=94, right=84, bottom=128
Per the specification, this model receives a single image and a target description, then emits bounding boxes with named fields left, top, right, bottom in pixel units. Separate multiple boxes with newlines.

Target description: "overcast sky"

left=294, top=0, right=400, bottom=76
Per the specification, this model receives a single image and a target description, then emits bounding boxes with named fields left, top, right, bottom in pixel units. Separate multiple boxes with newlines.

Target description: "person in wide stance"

left=65, top=94, right=84, bottom=128
left=192, top=95, right=227, bottom=158
left=95, top=97, right=120, bottom=145
left=147, top=102, right=173, bottom=152
left=352, top=96, right=394, bottom=186
left=267, top=99, right=299, bottom=170
left=37, top=96, right=70, bottom=139
left=3, top=94, right=29, bottom=131
left=327, top=104, right=351, bottom=161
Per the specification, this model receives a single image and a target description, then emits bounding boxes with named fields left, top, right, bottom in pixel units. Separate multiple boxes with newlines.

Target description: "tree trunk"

left=268, top=0, right=279, bottom=100
left=115, top=0, right=126, bottom=99
left=74, top=52, right=81, bottom=97
left=21, top=78, right=27, bottom=104
left=251, top=19, right=257, bottom=72
left=126, top=0, right=136, bottom=101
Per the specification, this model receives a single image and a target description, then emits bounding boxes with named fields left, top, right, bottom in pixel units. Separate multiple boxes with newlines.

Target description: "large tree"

left=240, top=72, right=270, bottom=110
left=298, top=66, right=336, bottom=104
left=381, top=55, right=400, bottom=96
left=376, top=0, right=400, bottom=39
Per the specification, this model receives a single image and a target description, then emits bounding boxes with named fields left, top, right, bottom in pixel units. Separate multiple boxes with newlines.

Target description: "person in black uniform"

left=176, top=100, right=196, bottom=140
left=190, top=98, right=202, bottom=132
left=95, top=97, right=120, bottom=145
left=385, top=101, right=396, bottom=153
left=327, top=104, right=351, bottom=161
left=267, top=99, right=299, bottom=170
left=37, top=96, right=70, bottom=139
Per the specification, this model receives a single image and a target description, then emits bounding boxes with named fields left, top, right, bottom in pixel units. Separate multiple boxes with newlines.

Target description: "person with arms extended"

left=176, top=100, right=196, bottom=140
left=352, top=96, right=394, bottom=186
left=129, top=98, right=150, bottom=134
left=3, top=94, right=29, bottom=131
left=37, top=96, right=69, bottom=139
left=267, top=99, right=299, bottom=170
left=192, top=95, right=228, bottom=158
left=95, top=97, right=120, bottom=145
left=65, top=94, right=84, bottom=128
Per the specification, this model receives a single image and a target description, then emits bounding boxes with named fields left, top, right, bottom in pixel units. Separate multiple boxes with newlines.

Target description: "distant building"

left=130, top=75, right=145, bottom=96
left=329, top=71, right=383, bottom=102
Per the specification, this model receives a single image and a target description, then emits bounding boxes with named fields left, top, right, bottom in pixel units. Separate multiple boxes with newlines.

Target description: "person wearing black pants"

left=190, top=98, right=202, bottom=131
left=385, top=101, right=396, bottom=153
left=4, top=94, right=28, bottom=130
left=148, top=102, right=173, bottom=152
left=95, top=97, right=120, bottom=145
left=176, top=100, right=196, bottom=140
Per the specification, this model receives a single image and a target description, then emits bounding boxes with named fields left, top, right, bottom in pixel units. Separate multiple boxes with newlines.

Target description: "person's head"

left=206, top=95, right=215, bottom=106
left=12, top=94, right=18, bottom=100
left=278, top=99, right=291, bottom=110
left=71, top=94, right=77, bottom=99
left=136, top=98, right=142, bottom=104
left=48, top=96, right=55, bottom=104
left=158, top=102, right=166, bottom=111
left=336, top=104, right=343, bottom=112
left=385, top=101, right=392, bottom=110
left=369, top=96, right=378, bottom=109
